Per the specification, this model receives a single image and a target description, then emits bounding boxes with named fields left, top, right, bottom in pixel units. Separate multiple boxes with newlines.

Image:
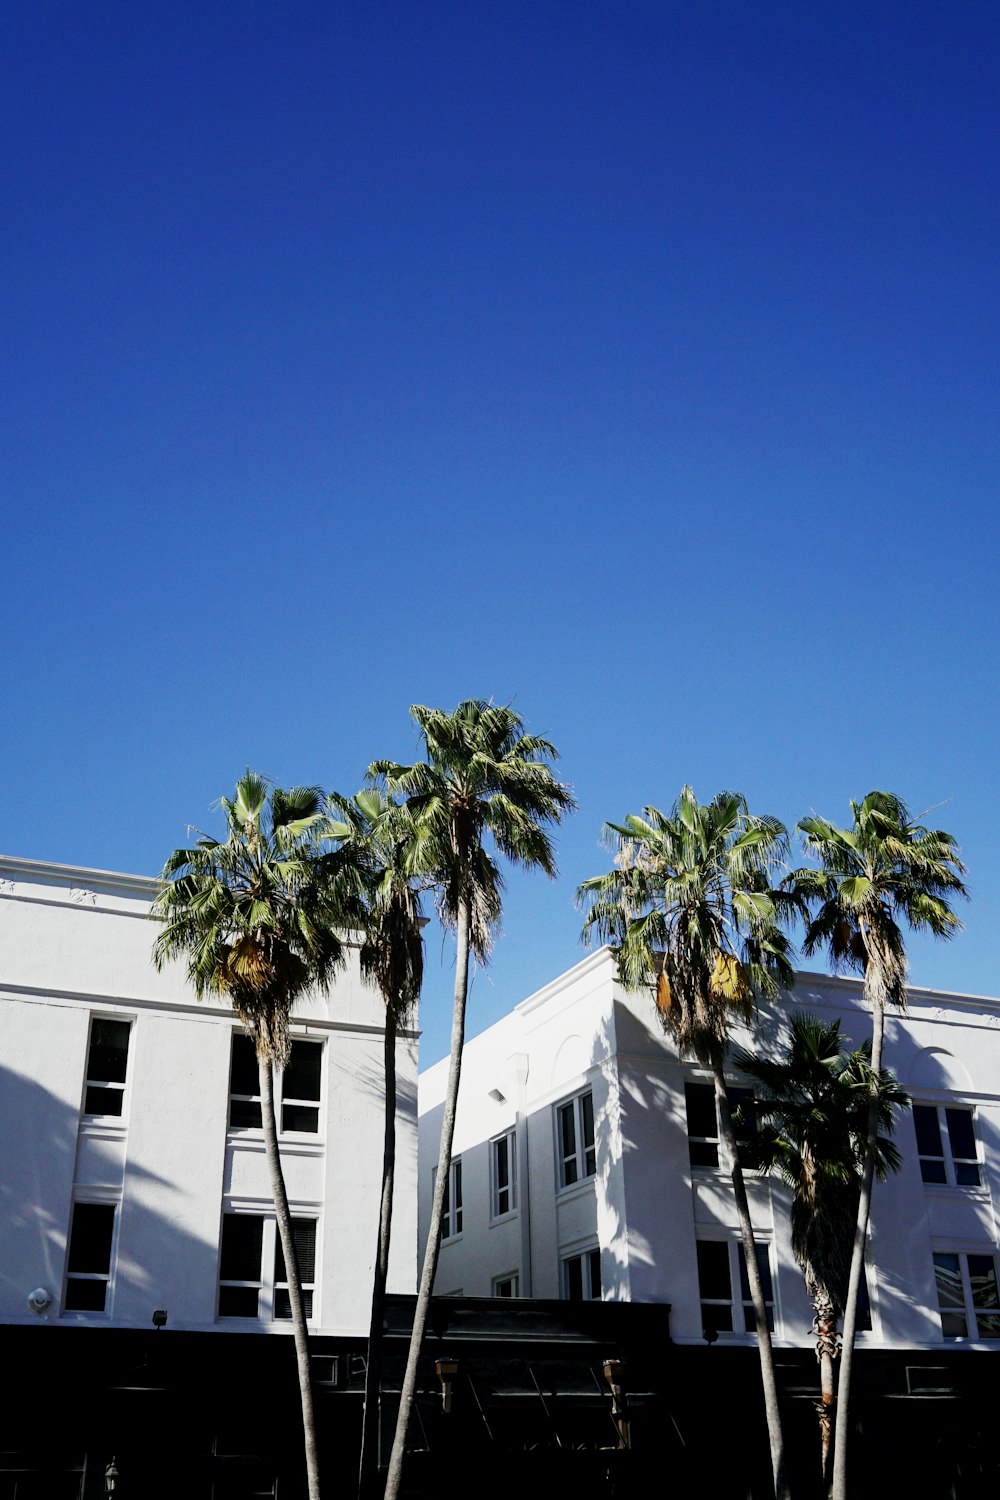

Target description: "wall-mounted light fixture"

left=435, top=1358, right=458, bottom=1414
left=487, top=1088, right=506, bottom=1104
left=27, top=1287, right=52, bottom=1314
left=104, top=1458, right=119, bottom=1496
left=152, top=1309, right=167, bottom=1330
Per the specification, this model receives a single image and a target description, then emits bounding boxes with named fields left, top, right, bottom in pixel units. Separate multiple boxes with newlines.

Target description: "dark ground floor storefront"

left=3, top=1298, right=999, bottom=1498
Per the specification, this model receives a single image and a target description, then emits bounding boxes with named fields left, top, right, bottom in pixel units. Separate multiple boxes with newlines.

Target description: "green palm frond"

left=578, top=786, right=794, bottom=1067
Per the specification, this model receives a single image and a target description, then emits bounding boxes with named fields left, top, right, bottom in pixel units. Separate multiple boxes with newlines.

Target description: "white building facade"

left=0, top=856, right=418, bottom=1337
left=419, top=948, right=1000, bottom=1351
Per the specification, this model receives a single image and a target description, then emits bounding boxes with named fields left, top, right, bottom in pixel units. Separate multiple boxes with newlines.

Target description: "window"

left=492, top=1272, right=519, bottom=1298
left=442, top=1160, right=463, bottom=1239
left=218, top=1212, right=317, bottom=1321
left=229, top=1035, right=322, bottom=1134
left=491, top=1130, right=517, bottom=1219
left=684, top=1080, right=754, bottom=1171
left=562, top=1246, right=601, bottom=1301
left=914, top=1105, right=981, bottom=1187
left=933, top=1252, right=1000, bottom=1339
left=83, top=1017, right=131, bottom=1118
left=697, top=1239, right=774, bottom=1336
left=64, top=1201, right=116, bottom=1312
left=557, top=1090, right=595, bottom=1188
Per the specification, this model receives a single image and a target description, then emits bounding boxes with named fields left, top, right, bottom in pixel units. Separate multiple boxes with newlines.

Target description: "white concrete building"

left=419, top=947, right=1000, bottom=1350
left=0, top=855, right=418, bottom=1335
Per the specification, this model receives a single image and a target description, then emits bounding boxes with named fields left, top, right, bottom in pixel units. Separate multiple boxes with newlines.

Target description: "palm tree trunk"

left=830, top=993, right=884, bottom=1500
left=811, top=1288, right=838, bottom=1492
left=383, top=896, right=471, bottom=1500
left=259, top=1057, right=321, bottom=1500
left=358, top=1008, right=398, bottom=1500
left=714, top=1068, right=789, bottom=1500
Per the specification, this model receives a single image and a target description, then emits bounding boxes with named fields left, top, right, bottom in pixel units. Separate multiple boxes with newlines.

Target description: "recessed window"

left=492, top=1272, right=519, bottom=1298
left=684, top=1080, right=754, bottom=1171
left=229, top=1035, right=322, bottom=1135
left=562, top=1246, right=601, bottom=1301
left=64, top=1201, right=116, bottom=1312
left=491, top=1130, right=517, bottom=1219
left=219, top=1212, right=317, bottom=1322
left=933, top=1252, right=1000, bottom=1339
left=914, top=1105, right=981, bottom=1187
left=556, top=1090, right=596, bottom=1189
left=697, top=1239, right=775, bottom=1336
left=442, top=1160, right=463, bottom=1240
left=83, top=1018, right=131, bottom=1118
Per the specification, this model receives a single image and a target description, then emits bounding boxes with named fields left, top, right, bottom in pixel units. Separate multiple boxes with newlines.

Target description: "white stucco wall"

left=418, top=948, right=1000, bottom=1353
left=0, top=856, right=417, bottom=1335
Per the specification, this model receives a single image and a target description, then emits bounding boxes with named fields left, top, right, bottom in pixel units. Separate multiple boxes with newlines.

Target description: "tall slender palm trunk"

left=810, top=1288, right=838, bottom=1490
left=714, top=1069, right=789, bottom=1500
left=259, top=1058, right=321, bottom=1500
left=358, top=1011, right=398, bottom=1500
left=831, top=992, right=884, bottom=1500
left=383, top=897, right=471, bottom=1500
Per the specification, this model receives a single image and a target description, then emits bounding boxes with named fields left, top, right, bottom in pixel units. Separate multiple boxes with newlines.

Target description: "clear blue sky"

left=3, top=1, right=998, bottom=1063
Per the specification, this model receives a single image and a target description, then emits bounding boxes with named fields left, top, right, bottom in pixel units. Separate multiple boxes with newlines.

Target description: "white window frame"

left=218, top=1207, right=319, bottom=1324
left=684, top=1077, right=754, bottom=1172
left=228, top=1032, right=325, bottom=1138
left=492, top=1272, right=520, bottom=1298
left=696, top=1237, right=776, bottom=1338
left=82, top=1015, right=133, bottom=1121
left=490, top=1129, right=517, bottom=1220
left=561, top=1243, right=602, bottom=1301
left=439, top=1159, right=463, bottom=1241
left=932, top=1250, right=1000, bottom=1340
left=63, top=1194, right=120, bottom=1317
left=555, top=1089, right=596, bottom=1190
left=913, top=1102, right=982, bottom=1188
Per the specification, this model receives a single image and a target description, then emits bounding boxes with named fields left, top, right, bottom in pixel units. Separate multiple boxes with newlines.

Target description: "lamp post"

left=104, top=1458, right=119, bottom=1496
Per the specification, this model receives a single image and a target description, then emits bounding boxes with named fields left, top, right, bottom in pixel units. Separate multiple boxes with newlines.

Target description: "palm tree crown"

left=791, top=790, right=967, bottom=1013
left=152, top=772, right=352, bottom=1062
left=371, top=699, right=576, bottom=954
left=579, top=786, right=797, bottom=1064
left=734, top=1013, right=907, bottom=1313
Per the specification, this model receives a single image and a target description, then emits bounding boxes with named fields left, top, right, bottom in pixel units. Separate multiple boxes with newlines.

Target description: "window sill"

left=79, top=1117, right=128, bottom=1138
left=441, top=1231, right=463, bottom=1247
left=922, top=1183, right=989, bottom=1198
left=489, top=1210, right=519, bottom=1228
left=556, top=1176, right=596, bottom=1203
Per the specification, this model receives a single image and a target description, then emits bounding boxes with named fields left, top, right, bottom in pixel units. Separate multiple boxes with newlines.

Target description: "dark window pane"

left=856, top=1272, right=872, bottom=1332
left=697, top=1241, right=731, bottom=1301
left=453, top=1162, right=462, bottom=1211
left=941, top=1309, right=968, bottom=1338
left=219, top=1285, right=260, bottom=1317
left=945, top=1109, right=977, bottom=1162
left=559, top=1103, right=576, bottom=1164
left=920, top=1159, right=948, bottom=1184
left=685, top=1083, right=717, bottom=1141
left=738, top=1243, right=774, bottom=1303
left=968, top=1256, right=999, bottom=1310
left=496, top=1137, right=509, bottom=1189
left=64, top=1278, right=107, bottom=1312
left=85, top=1085, right=124, bottom=1117
left=230, top=1098, right=263, bottom=1129
left=87, top=1020, right=130, bottom=1084
left=230, top=1035, right=260, bottom=1096
left=67, top=1203, right=114, bottom=1274
left=914, top=1106, right=943, bottom=1158
left=933, top=1254, right=964, bottom=1310
left=282, top=1104, right=319, bottom=1133
left=701, top=1301, right=733, bottom=1333
left=588, top=1248, right=602, bottom=1299
left=220, top=1215, right=263, bottom=1282
left=581, top=1092, right=595, bottom=1175
left=689, top=1141, right=720, bottom=1170
left=974, top=1312, right=1000, bottom=1337
left=275, top=1220, right=317, bottom=1284
left=274, top=1289, right=313, bottom=1320
left=955, top=1161, right=981, bottom=1187
left=285, top=1041, right=322, bottom=1102
left=565, top=1257, right=583, bottom=1301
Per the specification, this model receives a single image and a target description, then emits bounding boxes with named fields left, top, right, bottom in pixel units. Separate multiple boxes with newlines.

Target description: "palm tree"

left=324, top=790, right=425, bottom=1500
left=734, top=1013, right=908, bottom=1489
left=372, top=701, right=575, bottom=1500
left=788, top=791, right=966, bottom=1500
left=578, top=787, right=798, bottom=1500
left=152, top=773, right=357, bottom=1500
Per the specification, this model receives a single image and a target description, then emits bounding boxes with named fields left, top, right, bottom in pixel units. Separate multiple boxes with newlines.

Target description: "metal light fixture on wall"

left=104, top=1458, right=119, bottom=1496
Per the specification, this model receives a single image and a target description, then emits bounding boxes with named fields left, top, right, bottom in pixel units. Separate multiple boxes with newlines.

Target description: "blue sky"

left=3, top=1, right=998, bottom=1063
